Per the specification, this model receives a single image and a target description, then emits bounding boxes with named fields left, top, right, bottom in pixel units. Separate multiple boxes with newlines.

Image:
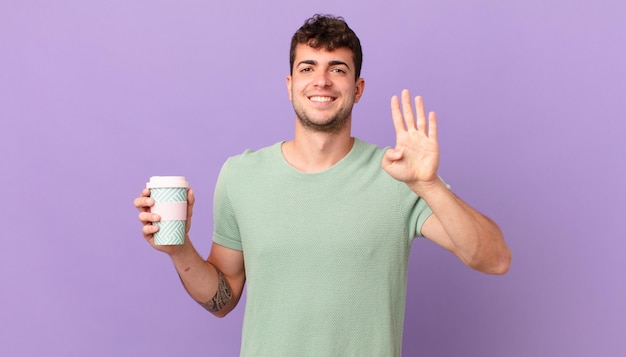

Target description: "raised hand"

left=382, top=89, right=440, bottom=193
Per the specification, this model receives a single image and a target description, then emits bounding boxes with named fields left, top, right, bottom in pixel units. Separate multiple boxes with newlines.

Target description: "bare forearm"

left=414, top=179, right=511, bottom=274
left=169, top=240, right=236, bottom=317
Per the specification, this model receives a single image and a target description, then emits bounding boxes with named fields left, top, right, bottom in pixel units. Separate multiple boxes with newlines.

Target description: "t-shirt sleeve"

left=410, top=176, right=451, bottom=239
left=212, top=158, right=243, bottom=251
left=409, top=196, right=433, bottom=239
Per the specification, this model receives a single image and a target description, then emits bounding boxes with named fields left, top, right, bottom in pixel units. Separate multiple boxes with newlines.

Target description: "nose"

left=313, top=70, right=332, bottom=87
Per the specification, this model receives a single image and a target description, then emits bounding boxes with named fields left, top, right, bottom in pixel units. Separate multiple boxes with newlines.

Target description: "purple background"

left=1, top=1, right=624, bottom=356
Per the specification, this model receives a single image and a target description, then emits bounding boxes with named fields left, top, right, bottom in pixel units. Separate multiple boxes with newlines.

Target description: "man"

left=134, top=14, right=511, bottom=356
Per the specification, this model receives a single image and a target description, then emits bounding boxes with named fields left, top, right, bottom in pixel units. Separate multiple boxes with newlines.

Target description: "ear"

left=286, top=75, right=293, bottom=101
left=354, top=78, right=365, bottom=103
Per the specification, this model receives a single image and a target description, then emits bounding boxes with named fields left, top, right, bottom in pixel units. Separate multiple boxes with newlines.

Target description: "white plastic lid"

left=146, top=176, right=189, bottom=188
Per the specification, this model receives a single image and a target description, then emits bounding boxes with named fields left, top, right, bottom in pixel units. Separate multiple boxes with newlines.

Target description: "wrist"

left=167, top=236, right=193, bottom=260
left=408, top=177, right=447, bottom=198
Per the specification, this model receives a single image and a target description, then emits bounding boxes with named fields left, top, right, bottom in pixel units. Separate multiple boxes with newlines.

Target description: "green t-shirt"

left=212, top=139, right=433, bottom=357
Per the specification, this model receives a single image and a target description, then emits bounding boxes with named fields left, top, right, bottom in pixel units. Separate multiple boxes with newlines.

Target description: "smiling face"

left=287, top=44, right=365, bottom=134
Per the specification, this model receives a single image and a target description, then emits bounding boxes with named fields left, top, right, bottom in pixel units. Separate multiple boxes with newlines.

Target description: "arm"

left=417, top=181, right=510, bottom=274
left=171, top=241, right=245, bottom=318
left=382, top=89, right=511, bottom=274
left=134, top=188, right=246, bottom=317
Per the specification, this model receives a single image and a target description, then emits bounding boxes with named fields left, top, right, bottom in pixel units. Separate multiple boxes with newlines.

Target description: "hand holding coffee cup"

left=144, top=176, right=190, bottom=245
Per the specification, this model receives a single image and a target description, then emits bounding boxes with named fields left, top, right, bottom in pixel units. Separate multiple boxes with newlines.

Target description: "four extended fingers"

left=391, top=89, right=436, bottom=137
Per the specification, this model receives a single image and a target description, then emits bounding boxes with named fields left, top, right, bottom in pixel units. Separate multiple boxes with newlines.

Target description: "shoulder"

left=222, top=142, right=283, bottom=171
left=215, top=142, right=284, bottom=196
left=352, top=138, right=388, bottom=163
left=343, top=139, right=406, bottom=193
left=349, top=138, right=395, bottom=178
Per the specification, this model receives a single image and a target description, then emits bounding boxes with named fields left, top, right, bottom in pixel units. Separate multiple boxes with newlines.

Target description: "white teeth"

left=309, top=96, right=333, bottom=102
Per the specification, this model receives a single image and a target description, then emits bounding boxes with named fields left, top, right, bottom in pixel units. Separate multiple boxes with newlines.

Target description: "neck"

left=282, top=121, right=354, bottom=173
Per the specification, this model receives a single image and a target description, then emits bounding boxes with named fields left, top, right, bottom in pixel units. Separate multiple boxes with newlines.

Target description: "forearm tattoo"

left=199, top=269, right=232, bottom=313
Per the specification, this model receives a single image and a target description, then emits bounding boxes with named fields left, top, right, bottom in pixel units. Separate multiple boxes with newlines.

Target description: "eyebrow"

left=296, top=60, right=351, bottom=69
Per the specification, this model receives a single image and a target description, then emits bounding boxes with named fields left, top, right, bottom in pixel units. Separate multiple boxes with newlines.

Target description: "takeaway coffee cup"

left=146, top=176, right=189, bottom=245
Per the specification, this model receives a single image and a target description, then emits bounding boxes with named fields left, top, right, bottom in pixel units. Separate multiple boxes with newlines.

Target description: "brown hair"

left=289, top=14, right=363, bottom=79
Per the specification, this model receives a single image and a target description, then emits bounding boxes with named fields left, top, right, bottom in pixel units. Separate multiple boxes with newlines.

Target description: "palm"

left=382, top=90, right=440, bottom=187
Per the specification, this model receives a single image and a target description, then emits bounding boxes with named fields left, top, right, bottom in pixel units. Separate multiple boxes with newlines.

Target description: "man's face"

left=287, top=44, right=365, bottom=134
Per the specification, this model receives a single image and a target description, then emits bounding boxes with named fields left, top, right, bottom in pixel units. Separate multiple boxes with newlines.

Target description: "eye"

left=299, top=67, right=313, bottom=73
left=331, top=68, right=347, bottom=74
